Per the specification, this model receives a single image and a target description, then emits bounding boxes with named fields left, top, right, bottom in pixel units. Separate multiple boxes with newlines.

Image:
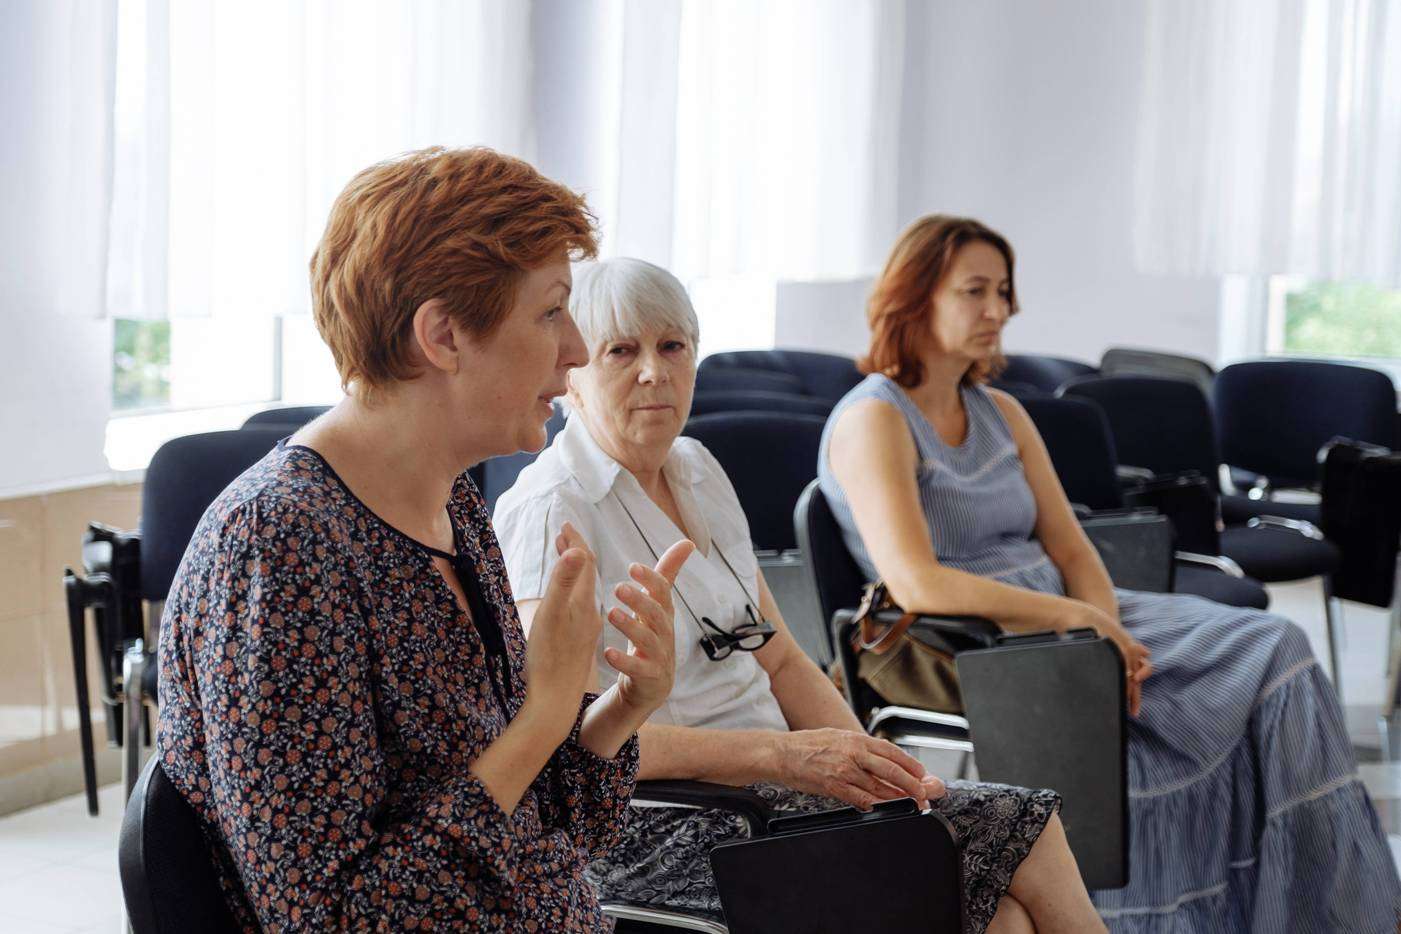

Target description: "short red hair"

left=859, top=215, right=1019, bottom=388
left=310, top=147, right=598, bottom=398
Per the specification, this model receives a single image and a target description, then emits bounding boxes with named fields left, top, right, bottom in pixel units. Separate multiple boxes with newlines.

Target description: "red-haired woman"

left=819, top=214, right=1401, bottom=931
left=157, top=147, right=692, bottom=931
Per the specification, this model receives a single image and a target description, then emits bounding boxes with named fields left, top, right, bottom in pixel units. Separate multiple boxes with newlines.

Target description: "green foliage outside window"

left=113, top=318, right=171, bottom=410
left=1283, top=280, right=1401, bottom=360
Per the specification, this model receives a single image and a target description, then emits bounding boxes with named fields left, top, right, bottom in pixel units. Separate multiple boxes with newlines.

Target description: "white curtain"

left=1134, top=0, right=1401, bottom=288
left=105, top=0, right=534, bottom=320
left=581, top=0, right=904, bottom=282
left=1, top=1, right=118, bottom=319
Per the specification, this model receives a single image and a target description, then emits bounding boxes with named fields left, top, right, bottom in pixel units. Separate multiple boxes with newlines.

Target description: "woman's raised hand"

left=523, top=522, right=607, bottom=738
left=774, top=729, right=947, bottom=811
left=603, top=539, right=695, bottom=717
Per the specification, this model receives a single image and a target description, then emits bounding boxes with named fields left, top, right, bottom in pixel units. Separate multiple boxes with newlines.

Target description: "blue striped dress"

left=818, top=373, right=1401, bottom=932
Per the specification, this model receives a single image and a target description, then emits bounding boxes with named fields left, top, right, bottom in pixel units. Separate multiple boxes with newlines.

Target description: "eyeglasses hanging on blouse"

left=612, top=491, right=777, bottom=662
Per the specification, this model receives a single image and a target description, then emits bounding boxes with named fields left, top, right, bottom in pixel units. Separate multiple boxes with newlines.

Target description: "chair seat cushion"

left=1171, top=564, right=1270, bottom=609
left=1220, top=494, right=1321, bottom=526
left=1218, top=525, right=1341, bottom=583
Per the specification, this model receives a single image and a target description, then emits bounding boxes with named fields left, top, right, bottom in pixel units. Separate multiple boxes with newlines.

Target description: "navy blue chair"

left=998, top=354, right=1097, bottom=394
left=1215, top=360, right=1398, bottom=524
left=65, top=428, right=291, bottom=816
left=478, top=403, right=568, bottom=514
left=1056, top=376, right=1340, bottom=584
left=679, top=410, right=832, bottom=665
left=1018, top=394, right=1271, bottom=611
left=681, top=411, right=827, bottom=553
left=689, top=390, right=832, bottom=418
left=793, top=480, right=1130, bottom=890
left=1099, top=347, right=1215, bottom=399
left=120, top=746, right=759, bottom=933
left=240, top=404, right=332, bottom=430
left=696, top=350, right=862, bottom=404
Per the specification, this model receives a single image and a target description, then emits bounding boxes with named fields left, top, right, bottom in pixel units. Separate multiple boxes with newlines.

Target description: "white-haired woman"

left=494, top=257, right=1106, bottom=934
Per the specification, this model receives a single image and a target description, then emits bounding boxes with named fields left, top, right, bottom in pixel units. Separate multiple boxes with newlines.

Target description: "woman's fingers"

left=603, top=645, right=654, bottom=679
left=651, top=539, right=696, bottom=586
left=860, top=753, right=928, bottom=803
left=614, top=582, right=667, bottom=634
left=863, top=736, right=928, bottom=782
left=606, top=607, right=658, bottom=653
left=831, top=784, right=877, bottom=811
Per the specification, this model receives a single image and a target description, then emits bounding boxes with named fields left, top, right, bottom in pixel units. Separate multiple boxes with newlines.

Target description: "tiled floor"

left=0, top=781, right=127, bottom=933
left=2, top=579, right=1400, bottom=932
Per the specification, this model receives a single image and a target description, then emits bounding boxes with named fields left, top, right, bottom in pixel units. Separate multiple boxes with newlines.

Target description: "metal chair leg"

left=1323, top=579, right=1343, bottom=703
left=123, top=640, right=146, bottom=803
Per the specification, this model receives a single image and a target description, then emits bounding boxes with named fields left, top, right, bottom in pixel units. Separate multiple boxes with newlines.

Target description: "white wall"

left=775, top=1, right=1224, bottom=367
left=1, top=2, right=116, bottom=497
left=898, top=0, right=1221, bottom=364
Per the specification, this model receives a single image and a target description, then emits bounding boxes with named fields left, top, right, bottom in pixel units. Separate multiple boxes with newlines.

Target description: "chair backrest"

left=793, top=480, right=869, bottom=658
left=239, top=404, right=332, bottom=430
left=120, top=756, right=239, bottom=933
left=681, top=412, right=826, bottom=552
left=140, top=428, right=290, bottom=602
left=478, top=403, right=568, bottom=514
left=1016, top=396, right=1124, bottom=510
left=696, top=350, right=863, bottom=403
left=689, top=390, right=832, bottom=418
left=1059, top=375, right=1221, bottom=488
left=1099, top=347, right=1215, bottom=398
left=999, top=354, right=1097, bottom=393
left=1215, top=360, right=1398, bottom=489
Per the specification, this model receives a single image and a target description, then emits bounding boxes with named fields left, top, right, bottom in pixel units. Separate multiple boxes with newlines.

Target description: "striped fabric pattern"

left=818, top=374, right=1401, bottom=932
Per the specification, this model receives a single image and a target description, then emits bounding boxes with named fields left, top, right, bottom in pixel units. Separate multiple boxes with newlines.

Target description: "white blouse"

left=494, top=415, right=789, bottom=733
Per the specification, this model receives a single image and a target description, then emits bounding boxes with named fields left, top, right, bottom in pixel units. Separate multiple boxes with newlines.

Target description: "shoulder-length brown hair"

left=859, top=215, right=1019, bottom=388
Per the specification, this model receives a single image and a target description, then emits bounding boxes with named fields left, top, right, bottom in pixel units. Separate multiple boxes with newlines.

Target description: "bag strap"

left=850, top=582, right=918, bottom=655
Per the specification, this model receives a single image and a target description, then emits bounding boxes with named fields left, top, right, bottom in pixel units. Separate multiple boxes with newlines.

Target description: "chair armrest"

left=1115, top=465, right=1156, bottom=483
left=600, top=903, right=728, bottom=933
left=633, top=780, right=775, bottom=837
left=1174, top=551, right=1247, bottom=579
left=1246, top=515, right=1325, bottom=541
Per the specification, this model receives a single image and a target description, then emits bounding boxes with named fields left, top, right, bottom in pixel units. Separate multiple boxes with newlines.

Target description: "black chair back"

left=681, top=412, right=826, bottom=552
left=1099, top=347, right=1215, bottom=398
left=140, top=428, right=288, bottom=603
left=793, top=480, right=869, bottom=661
left=696, top=350, right=862, bottom=403
left=120, top=756, right=239, bottom=933
left=999, top=354, right=1097, bottom=393
left=1060, top=375, right=1221, bottom=489
left=1016, top=396, right=1123, bottom=510
left=479, top=403, right=568, bottom=514
left=240, top=404, right=332, bottom=430
left=689, top=390, right=832, bottom=418
left=1215, top=360, right=1398, bottom=489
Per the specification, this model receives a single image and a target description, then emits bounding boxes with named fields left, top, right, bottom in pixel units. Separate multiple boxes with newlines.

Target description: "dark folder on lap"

left=709, top=798, right=963, bottom=933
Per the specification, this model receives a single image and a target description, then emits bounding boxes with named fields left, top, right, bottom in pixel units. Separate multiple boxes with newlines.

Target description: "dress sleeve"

left=173, top=498, right=522, bottom=930
left=533, top=692, right=640, bottom=859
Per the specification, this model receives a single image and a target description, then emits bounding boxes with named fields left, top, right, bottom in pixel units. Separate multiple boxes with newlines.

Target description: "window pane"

left=112, top=318, right=171, bottom=411
left=167, top=316, right=277, bottom=409
left=1282, top=280, right=1401, bottom=360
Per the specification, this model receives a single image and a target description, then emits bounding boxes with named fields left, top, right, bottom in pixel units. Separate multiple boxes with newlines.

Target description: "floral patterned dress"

left=157, top=442, right=638, bottom=932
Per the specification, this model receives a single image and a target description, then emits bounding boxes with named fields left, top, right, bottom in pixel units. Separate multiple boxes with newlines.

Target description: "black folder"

left=709, top=797, right=962, bottom=933
left=957, top=634, right=1128, bottom=890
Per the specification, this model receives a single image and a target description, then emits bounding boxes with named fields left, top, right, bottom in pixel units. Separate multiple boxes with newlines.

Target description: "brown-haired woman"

left=818, top=214, right=1401, bottom=931
left=157, top=147, right=693, bottom=931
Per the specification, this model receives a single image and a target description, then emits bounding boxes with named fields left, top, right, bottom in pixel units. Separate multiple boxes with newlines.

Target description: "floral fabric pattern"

left=589, top=780, right=1059, bottom=933
left=157, top=442, right=638, bottom=932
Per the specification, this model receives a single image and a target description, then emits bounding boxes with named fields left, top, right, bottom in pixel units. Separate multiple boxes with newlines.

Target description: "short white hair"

left=569, top=257, right=700, bottom=353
